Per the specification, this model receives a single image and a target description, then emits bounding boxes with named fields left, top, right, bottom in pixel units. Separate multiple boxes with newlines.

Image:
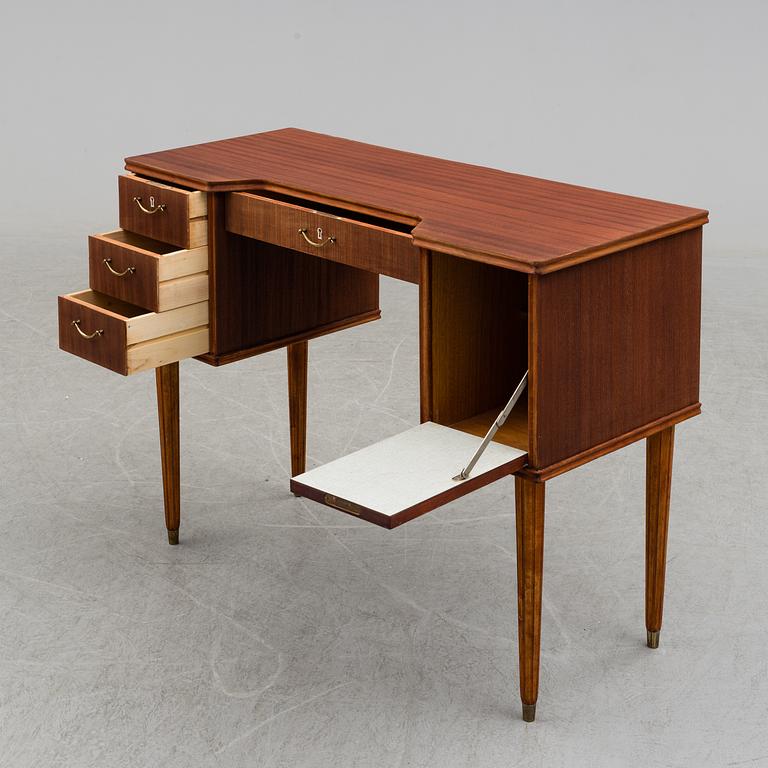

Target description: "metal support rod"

left=453, top=370, right=528, bottom=481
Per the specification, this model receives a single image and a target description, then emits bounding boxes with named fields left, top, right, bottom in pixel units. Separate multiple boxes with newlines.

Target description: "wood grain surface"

left=515, top=475, right=545, bottom=721
left=516, top=402, right=699, bottom=482
left=450, top=401, right=528, bottom=451
left=88, top=232, right=163, bottom=310
left=156, top=362, right=180, bottom=545
left=226, top=192, right=419, bottom=283
left=58, top=294, right=129, bottom=375
left=88, top=233, right=208, bottom=313
left=125, top=128, right=708, bottom=274
left=206, top=224, right=379, bottom=359
left=646, top=425, right=675, bottom=641
left=287, top=341, right=308, bottom=477
left=59, top=290, right=209, bottom=376
left=119, top=175, right=206, bottom=250
left=419, top=250, right=433, bottom=423
left=530, top=228, right=702, bottom=468
left=427, top=251, right=528, bottom=426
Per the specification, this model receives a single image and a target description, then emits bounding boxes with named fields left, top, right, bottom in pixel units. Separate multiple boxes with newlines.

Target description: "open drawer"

left=89, top=229, right=208, bottom=312
left=58, top=289, right=209, bottom=375
left=226, top=190, right=419, bottom=283
left=118, top=174, right=208, bottom=250
left=291, top=422, right=527, bottom=528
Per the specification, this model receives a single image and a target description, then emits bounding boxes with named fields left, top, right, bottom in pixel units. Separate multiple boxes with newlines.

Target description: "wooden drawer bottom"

left=58, top=289, right=209, bottom=375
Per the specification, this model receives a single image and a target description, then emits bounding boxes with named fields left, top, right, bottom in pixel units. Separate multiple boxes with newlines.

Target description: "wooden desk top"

left=125, top=128, right=708, bottom=273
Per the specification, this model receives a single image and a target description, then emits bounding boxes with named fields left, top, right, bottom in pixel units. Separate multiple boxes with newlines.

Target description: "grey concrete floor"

left=0, top=236, right=766, bottom=768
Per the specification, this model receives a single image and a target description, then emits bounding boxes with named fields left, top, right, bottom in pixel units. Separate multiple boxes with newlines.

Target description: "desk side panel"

left=531, top=228, right=702, bottom=469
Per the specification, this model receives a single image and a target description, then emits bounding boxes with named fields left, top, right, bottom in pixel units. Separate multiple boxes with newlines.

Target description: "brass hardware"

left=103, top=258, right=135, bottom=277
left=647, top=630, right=660, bottom=649
left=454, top=370, right=529, bottom=481
left=133, top=195, right=166, bottom=215
left=522, top=703, right=536, bottom=722
left=298, top=227, right=335, bottom=247
left=167, top=529, right=179, bottom=545
left=324, top=494, right=362, bottom=516
left=71, top=319, right=103, bottom=339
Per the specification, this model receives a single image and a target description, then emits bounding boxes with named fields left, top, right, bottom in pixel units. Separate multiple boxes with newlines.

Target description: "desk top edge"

left=125, top=128, right=708, bottom=272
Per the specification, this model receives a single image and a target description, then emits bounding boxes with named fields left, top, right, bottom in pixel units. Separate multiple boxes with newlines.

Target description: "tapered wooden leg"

left=515, top=476, right=545, bottom=722
left=646, top=425, right=675, bottom=648
left=287, top=341, right=308, bottom=477
left=156, top=362, right=180, bottom=545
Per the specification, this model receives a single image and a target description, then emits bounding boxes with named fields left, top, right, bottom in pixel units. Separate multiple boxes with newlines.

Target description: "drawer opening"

left=96, top=229, right=181, bottom=256
left=250, top=189, right=416, bottom=234
left=71, top=289, right=151, bottom=318
left=291, top=422, right=527, bottom=529
left=428, top=252, right=529, bottom=452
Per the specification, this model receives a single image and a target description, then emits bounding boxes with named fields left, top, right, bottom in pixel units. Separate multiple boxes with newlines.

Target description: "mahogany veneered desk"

left=57, top=128, right=708, bottom=722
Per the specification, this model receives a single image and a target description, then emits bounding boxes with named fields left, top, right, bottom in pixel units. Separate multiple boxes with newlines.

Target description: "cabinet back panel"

left=429, top=252, right=528, bottom=427
left=212, top=233, right=379, bottom=356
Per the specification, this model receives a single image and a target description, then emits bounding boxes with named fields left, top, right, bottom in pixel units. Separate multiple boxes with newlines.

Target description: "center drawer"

left=89, top=229, right=208, bottom=312
left=226, top=192, right=419, bottom=283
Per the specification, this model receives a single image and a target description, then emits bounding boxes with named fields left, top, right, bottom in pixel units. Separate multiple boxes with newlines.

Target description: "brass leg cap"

left=522, top=703, right=536, bottom=722
left=167, top=529, right=179, bottom=546
left=647, top=630, right=660, bottom=649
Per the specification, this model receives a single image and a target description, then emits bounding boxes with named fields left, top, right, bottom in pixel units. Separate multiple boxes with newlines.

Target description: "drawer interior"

left=70, top=289, right=150, bottom=318
left=251, top=189, right=416, bottom=233
left=96, top=229, right=180, bottom=255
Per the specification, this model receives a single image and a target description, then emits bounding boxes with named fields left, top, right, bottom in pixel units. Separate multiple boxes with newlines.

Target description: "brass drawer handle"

left=72, top=319, right=103, bottom=339
left=133, top=195, right=166, bottom=215
left=103, top=258, right=135, bottom=277
left=298, top=227, right=335, bottom=247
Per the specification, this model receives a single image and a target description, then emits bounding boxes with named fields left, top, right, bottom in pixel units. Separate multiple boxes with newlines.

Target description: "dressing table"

left=57, top=128, right=707, bottom=721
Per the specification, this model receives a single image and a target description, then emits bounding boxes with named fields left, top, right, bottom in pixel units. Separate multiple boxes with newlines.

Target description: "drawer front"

left=58, top=293, right=128, bottom=373
left=226, top=193, right=419, bottom=283
left=59, top=290, right=209, bottom=375
left=88, top=230, right=208, bottom=312
left=118, top=175, right=207, bottom=249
